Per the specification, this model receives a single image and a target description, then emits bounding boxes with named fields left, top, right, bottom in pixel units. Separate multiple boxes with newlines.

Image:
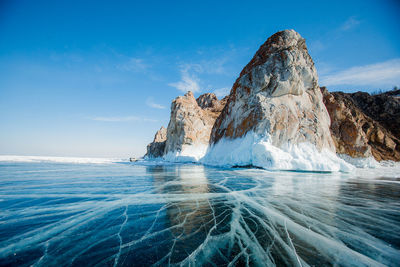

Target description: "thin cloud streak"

left=320, top=58, right=400, bottom=87
left=146, top=97, right=166, bottom=109
left=168, top=50, right=236, bottom=94
left=117, top=57, right=149, bottom=73
left=340, top=16, right=361, bottom=31
left=90, top=116, right=157, bottom=122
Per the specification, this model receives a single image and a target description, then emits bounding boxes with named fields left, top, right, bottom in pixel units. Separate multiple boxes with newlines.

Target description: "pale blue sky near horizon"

left=0, top=0, right=399, bottom=158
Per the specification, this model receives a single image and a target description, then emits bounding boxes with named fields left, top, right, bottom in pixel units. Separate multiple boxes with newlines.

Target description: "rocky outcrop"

left=145, top=126, right=167, bottom=158
left=143, top=30, right=399, bottom=168
left=210, top=30, right=335, bottom=152
left=322, top=87, right=400, bottom=161
left=196, top=93, right=219, bottom=109
left=350, top=90, right=400, bottom=140
left=162, top=92, right=226, bottom=160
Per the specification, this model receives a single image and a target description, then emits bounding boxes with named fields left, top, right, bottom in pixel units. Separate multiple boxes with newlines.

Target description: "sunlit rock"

left=321, top=87, right=400, bottom=161
left=210, top=30, right=334, bottom=151
left=203, top=30, right=350, bottom=171
left=163, top=91, right=226, bottom=161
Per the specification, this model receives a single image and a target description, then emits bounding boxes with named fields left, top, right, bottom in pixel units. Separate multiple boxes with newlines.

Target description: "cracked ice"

left=0, top=162, right=399, bottom=266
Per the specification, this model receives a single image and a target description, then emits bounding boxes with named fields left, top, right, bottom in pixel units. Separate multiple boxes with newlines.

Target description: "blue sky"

left=0, top=0, right=399, bottom=157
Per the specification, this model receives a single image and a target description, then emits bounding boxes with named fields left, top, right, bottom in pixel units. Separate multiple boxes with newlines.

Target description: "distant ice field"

left=0, top=157, right=399, bottom=266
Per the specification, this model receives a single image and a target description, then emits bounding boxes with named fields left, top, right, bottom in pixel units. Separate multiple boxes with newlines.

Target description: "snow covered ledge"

left=202, top=132, right=354, bottom=172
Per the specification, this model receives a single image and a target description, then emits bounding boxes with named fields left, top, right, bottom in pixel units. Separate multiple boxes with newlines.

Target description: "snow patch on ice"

left=0, top=155, right=126, bottom=164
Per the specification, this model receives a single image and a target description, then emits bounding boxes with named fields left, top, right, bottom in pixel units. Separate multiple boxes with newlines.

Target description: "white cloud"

left=168, top=48, right=237, bottom=94
left=320, top=58, right=400, bottom=87
left=146, top=97, right=166, bottom=109
left=168, top=68, right=201, bottom=93
left=213, top=87, right=230, bottom=98
left=90, top=116, right=157, bottom=122
left=340, top=16, right=361, bottom=31
left=117, top=58, right=149, bottom=72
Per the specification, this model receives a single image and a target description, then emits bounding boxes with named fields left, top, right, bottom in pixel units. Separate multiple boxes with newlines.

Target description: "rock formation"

left=143, top=30, right=399, bottom=169
left=162, top=92, right=225, bottom=160
left=210, top=30, right=335, bottom=149
left=145, top=126, right=167, bottom=158
left=322, top=87, right=400, bottom=161
left=350, top=90, right=400, bottom=140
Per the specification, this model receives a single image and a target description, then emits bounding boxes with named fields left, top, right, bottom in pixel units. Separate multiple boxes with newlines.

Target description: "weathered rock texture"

left=143, top=30, right=399, bottom=164
left=211, top=30, right=335, bottom=151
left=164, top=92, right=226, bottom=155
left=350, top=90, right=400, bottom=140
left=145, top=126, right=167, bottom=158
left=322, top=87, right=400, bottom=161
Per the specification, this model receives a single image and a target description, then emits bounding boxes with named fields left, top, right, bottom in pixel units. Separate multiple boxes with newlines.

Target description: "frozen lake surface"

left=0, top=159, right=400, bottom=266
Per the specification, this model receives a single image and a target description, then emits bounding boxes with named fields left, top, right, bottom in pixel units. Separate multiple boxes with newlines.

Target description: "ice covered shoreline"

left=2, top=152, right=400, bottom=176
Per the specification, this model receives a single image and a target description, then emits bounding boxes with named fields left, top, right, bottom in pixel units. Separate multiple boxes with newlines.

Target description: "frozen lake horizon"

left=0, top=158, right=399, bottom=266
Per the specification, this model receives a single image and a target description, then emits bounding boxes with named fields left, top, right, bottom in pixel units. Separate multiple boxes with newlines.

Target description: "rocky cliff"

left=322, top=87, right=400, bottom=161
left=144, top=30, right=399, bottom=169
left=204, top=29, right=347, bottom=171
left=211, top=30, right=334, bottom=151
left=350, top=90, right=400, bottom=140
left=145, top=126, right=167, bottom=158
left=146, top=92, right=226, bottom=159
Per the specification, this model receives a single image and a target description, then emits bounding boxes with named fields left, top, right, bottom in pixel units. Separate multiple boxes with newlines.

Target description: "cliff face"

left=350, top=90, right=400, bottom=140
left=210, top=30, right=335, bottom=152
left=143, top=30, right=399, bottom=167
left=145, top=126, right=167, bottom=158
left=322, top=87, right=400, bottom=161
left=162, top=92, right=225, bottom=160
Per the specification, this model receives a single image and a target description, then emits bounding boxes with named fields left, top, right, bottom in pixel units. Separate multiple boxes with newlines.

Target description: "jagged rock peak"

left=153, top=126, right=167, bottom=142
left=210, top=29, right=333, bottom=153
left=145, top=126, right=167, bottom=158
left=196, top=93, right=219, bottom=109
left=240, top=30, right=310, bottom=79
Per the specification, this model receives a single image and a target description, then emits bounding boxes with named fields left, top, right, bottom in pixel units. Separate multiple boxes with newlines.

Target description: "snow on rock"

left=206, top=30, right=339, bottom=170
left=142, top=30, right=399, bottom=171
left=202, top=132, right=354, bottom=172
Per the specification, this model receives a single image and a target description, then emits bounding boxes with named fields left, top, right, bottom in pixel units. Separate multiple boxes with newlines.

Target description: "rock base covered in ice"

left=337, top=154, right=380, bottom=169
left=210, top=30, right=336, bottom=155
left=163, top=144, right=208, bottom=163
left=158, top=132, right=354, bottom=172
left=203, top=132, right=354, bottom=172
